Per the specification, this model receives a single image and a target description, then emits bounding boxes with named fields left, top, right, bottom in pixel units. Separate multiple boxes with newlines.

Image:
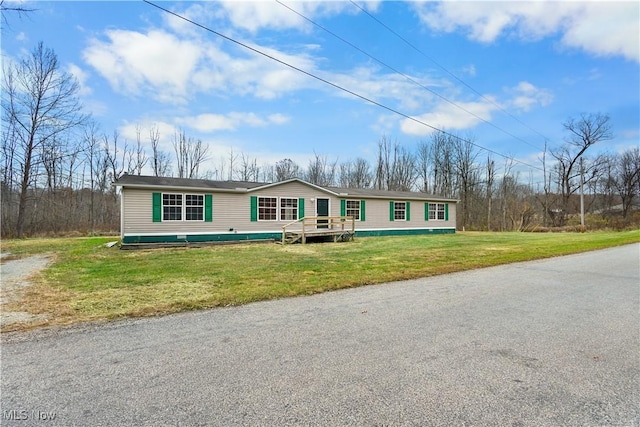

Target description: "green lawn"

left=2, top=230, right=638, bottom=331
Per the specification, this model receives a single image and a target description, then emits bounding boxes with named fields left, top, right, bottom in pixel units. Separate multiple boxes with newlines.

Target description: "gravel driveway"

left=0, top=254, right=51, bottom=327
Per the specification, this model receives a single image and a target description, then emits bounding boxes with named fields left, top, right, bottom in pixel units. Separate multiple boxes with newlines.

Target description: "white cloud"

left=83, top=27, right=321, bottom=103
left=213, top=1, right=380, bottom=33
left=400, top=99, right=498, bottom=135
left=162, top=3, right=213, bottom=36
left=332, top=66, right=446, bottom=111
left=400, top=81, right=553, bottom=136
left=242, top=44, right=319, bottom=99
left=372, top=113, right=399, bottom=135
left=560, top=2, right=639, bottom=62
left=175, top=112, right=291, bottom=132
left=462, top=64, right=476, bottom=78
left=412, top=1, right=639, bottom=62
left=268, top=113, right=290, bottom=125
left=177, top=114, right=237, bottom=132
left=505, top=81, right=554, bottom=112
left=67, top=63, right=92, bottom=96
left=83, top=29, right=202, bottom=103
left=216, top=1, right=309, bottom=33
left=83, top=99, right=108, bottom=118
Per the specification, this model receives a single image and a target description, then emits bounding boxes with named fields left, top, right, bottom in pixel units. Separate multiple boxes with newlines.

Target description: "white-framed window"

left=162, top=193, right=183, bottom=221
left=185, top=194, right=204, bottom=221
left=394, top=201, right=407, bottom=221
left=429, top=203, right=446, bottom=220
left=346, top=200, right=360, bottom=220
left=258, top=196, right=278, bottom=221
left=280, top=198, right=298, bottom=221
left=162, top=193, right=206, bottom=221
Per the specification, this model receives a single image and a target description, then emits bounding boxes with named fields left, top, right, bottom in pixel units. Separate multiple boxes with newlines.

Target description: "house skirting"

left=121, top=227, right=455, bottom=245
left=354, top=227, right=455, bottom=237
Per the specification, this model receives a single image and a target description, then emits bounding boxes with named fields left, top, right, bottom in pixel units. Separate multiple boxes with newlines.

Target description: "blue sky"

left=2, top=1, right=638, bottom=180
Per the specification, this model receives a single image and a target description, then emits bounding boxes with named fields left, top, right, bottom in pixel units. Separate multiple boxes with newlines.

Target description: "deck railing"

left=282, top=216, right=355, bottom=244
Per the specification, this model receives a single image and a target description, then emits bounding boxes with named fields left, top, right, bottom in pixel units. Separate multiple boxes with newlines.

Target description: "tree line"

left=2, top=43, right=639, bottom=238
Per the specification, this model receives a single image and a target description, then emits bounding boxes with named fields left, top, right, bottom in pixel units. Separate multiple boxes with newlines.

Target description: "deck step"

left=281, top=230, right=354, bottom=244
left=283, top=232, right=303, bottom=244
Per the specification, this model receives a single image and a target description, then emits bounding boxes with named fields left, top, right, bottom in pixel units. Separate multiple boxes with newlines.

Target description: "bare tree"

left=260, top=163, right=275, bottom=182
left=612, top=147, right=640, bottom=218
left=537, top=140, right=554, bottom=227
left=551, top=113, right=613, bottom=225
left=275, top=158, right=301, bottom=181
left=373, top=136, right=416, bottom=191
left=83, top=122, right=102, bottom=233
left=103, top=131, right=127, bottom=186
left=374, top=136, right=390, bottom=190
left=305, top=153, right=337, bottom=186
left=338, top=158, right=372, bottom=189
left=149, top=124, right=171, bottom=177
left=453, top=136, right=480, bottom=230
left=227, top=147, right=238, bottom=181
left=237, top=153, right=260, bottom=181
left=416, top=139, right=431, bottom=193
left=338, top=161, right=353, bottom=188
left=486, top=155, right=495, bottom=231
left=594, top=153, right=618, bottom=214
left=1, top=119, right=18, bottom=235
left=127, top=124, right=148, bottom=175
left=1, top=0, right=36, bottom=26
left=2, top=42, right=88, bottom=237
left=500, top=158, right=514, bottom=231
left=173, top=129, right=209, bottom=179
left=391, top=145, right=417, bottom=191
left=430, top=131, right=456, bottom=198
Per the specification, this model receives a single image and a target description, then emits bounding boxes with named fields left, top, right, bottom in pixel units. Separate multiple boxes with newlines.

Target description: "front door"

left=316, top=198, right=329, bottom=228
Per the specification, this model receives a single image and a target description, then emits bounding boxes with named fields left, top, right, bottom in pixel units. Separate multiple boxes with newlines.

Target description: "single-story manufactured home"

left=114, top=174, right=457, bottom=245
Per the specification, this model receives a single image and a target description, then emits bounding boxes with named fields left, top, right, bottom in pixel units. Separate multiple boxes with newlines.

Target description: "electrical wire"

left=277, top=0, right=544, bottom=152
left=142, top=0, right=543, bottom=172
left=350, top=0, right=551, bottom=149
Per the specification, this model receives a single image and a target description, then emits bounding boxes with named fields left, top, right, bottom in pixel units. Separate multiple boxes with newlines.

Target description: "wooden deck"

left=282, top=216, right=355, bottom=244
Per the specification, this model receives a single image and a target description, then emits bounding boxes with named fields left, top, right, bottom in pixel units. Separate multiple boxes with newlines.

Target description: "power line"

left=142, top=0, right=542, bottom=172
left=277, top=0, right=544, bottom=152
left=350, top=0, right=551, bottom=149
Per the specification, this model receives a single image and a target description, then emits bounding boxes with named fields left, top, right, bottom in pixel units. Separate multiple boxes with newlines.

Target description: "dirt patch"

left=1, top=253, right=52, bottom=328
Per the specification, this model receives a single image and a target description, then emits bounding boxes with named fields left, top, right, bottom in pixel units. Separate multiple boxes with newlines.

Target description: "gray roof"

left=324, top=186, right=454, bottom=201
left=114, top=174, right=265, bottom=190
left=114, top=174, right=457, bottom=202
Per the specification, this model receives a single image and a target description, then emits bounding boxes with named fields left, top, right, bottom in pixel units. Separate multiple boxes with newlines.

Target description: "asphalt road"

left=2, top=244, right=639, bottom=426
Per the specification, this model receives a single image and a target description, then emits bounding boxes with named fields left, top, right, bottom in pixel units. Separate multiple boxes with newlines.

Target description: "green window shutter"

left=360, top=200, right=366, bottom=222
left=298, top=198, right=305, bottom=220
left=340, top=199, right=346, bottom=217
left=205, top=194, right=213, bottom=222
left=445, top=203, right=449, bottom=221
left=250, top=196, right=258, bottom=222
left=406, top=201, right=411, bottom=221
left=152, top=192, right=162, bottom=222
left=389, top=201, right=395, bottom=221
left=425, top=203, right=429, bottom=221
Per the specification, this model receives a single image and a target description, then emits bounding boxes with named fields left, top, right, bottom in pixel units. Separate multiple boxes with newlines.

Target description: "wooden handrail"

left=282, top=216, right=355, bottom=244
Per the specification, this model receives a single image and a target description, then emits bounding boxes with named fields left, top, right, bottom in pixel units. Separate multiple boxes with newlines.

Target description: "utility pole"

left=580, top=157, right=585, bottom=227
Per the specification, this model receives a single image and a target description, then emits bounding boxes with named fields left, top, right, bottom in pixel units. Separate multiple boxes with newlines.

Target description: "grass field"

left=1, top=230, right=639, bottom=331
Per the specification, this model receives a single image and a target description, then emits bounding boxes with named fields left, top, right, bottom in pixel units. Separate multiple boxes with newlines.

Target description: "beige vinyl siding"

left=123, top=182, right=328, bottom=234
left=123, top=188, right=222, bottom=235
left=354, top=198, right=456, bottom=230
left=122, top=181, right=457, bottom=236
